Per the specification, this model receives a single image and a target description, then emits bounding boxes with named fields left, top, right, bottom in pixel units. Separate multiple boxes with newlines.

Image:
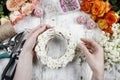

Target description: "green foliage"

left=108, top=0, right=120, bottom=12
left=0, top=0, right=10, bottom=18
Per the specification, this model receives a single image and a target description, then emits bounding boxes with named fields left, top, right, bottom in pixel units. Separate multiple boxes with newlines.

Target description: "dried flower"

left=86, top=19, right=96, bottom=29
left=76, top=15, right=87, bottom=24
left=34, top=7, right=44, bottom=18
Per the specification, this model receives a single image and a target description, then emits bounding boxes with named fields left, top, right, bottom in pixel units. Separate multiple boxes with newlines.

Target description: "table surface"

left=0, top=0, right=120, bottom=80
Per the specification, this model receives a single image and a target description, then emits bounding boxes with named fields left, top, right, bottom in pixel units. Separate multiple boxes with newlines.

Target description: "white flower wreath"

left=35, top=27, right=76, bottom=69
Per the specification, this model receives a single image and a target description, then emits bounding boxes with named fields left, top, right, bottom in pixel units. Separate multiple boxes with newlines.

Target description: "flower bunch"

left=6, top=0, right=40, bottom=25
left=80, top=0, right=119, bottom=35
left=98, top=23, right=120, bottom=71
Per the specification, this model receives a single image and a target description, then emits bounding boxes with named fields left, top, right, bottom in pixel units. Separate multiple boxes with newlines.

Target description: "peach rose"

left=91, top=1, right=106, bottom=17
left=6, top=0, right=20, bottom=11
left=15, top=0, right=27, bottom=6
left=80, top=0, right=92, bottom=13
left=97, top=19, right=108, bottom=29
left=105, top=11, right=119, bottom=26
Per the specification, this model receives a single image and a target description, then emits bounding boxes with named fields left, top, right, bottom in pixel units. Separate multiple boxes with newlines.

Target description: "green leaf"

left=112, top=6, right=119, bottom=12
left=110, top=0, right=117, bottom=5
left=0, top=4, right=3, bottom=11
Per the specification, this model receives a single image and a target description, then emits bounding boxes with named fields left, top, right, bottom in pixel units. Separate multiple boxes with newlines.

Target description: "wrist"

left=92, top=71, right=104, bottom=80
left=20, top=49, right=33, bottom=59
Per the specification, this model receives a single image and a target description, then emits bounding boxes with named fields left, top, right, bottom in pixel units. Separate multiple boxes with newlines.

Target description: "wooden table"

left=0, top=0, right=120, bottom=80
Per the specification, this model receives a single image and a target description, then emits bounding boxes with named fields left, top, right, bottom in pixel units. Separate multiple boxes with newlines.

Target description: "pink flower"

left=86, top=19, right=96, bottom=29
left=34, top=7, right=44, bottom=18
left=76, top=15, right=87, bottom=24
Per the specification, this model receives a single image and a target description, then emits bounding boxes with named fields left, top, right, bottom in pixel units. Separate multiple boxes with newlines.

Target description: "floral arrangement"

left=35, top=27, right=76, bottom=69
left=98, top=23, right=120, bottom=71
left=80, top=0, right=120, bottom=72
left=80, top=0, right=120, bottom=35
left=0, top=0, right=44, bottom=25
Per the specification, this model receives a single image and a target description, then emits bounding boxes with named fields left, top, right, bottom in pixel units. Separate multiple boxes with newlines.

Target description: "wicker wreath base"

left=35, top=27, right=76, bottom=69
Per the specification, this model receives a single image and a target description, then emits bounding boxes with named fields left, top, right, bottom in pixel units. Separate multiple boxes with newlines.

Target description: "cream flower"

left=35, top=27, right=76, bottom=69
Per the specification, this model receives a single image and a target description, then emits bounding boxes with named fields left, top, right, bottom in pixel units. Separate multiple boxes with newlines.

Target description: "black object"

left=1, top=32, right=25, bottom=80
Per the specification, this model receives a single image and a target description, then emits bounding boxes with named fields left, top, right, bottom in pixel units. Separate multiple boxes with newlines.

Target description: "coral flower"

left=105, top=11, right=119, bottom=26
left=6, top=0, right=20, bottom=11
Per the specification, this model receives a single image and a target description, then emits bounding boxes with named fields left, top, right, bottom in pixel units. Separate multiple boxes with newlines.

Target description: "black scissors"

left=1, top=32, right=25, bottom=80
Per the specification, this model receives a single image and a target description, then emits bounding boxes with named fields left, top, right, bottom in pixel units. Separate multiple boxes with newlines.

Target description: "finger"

left=85, top=44, right=94, bottom=51
left=46, top=25, right=52, bottom=29
left=31, top=25, right=50, bottom=39
left=81, top=38, right=100, bottom=50
left=78, top=43, right=91, bottom=59
left=27, top=24, right=51, bottom=38
left=27, top=24, right=44, bottom=38
left=30, top=24, right=46, bottom=34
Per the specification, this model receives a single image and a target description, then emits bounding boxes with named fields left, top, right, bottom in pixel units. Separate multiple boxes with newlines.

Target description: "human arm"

left=78, top=38, right=104, bottom=80
left=13, top=25, right=50, bottom=80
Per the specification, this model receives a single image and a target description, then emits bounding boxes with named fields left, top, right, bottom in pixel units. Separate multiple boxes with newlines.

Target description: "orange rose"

left=97, top=19, right=108, bottom=29
left=103, top=26, right=113, bottom=35
left=91, top=15, right=97, bottom=21
left=80, top=0, right=92, bottom=13
left=105, top=11, right=119, bottom=26
left=83, top=0, right=103, bottom=3
left=105, top=2, right=112, bottom=13
left=91, top=1, right=106, bottom=17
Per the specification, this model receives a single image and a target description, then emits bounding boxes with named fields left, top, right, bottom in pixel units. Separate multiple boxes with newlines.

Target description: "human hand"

left=78, top=38, right=104, bottom=80
left=22, top=24, right=51, bottom=59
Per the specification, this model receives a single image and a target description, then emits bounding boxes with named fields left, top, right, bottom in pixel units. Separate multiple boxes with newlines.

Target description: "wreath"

left=35, top=27, right=76, bottom=69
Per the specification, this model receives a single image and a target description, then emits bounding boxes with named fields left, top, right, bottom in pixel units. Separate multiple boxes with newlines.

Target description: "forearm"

left=13, top=49, right=33, bottom=80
